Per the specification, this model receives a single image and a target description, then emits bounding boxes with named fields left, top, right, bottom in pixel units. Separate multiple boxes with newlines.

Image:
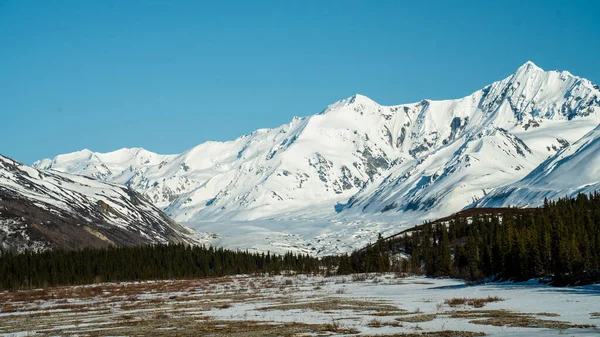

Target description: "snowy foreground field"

left=1, top=274, right=598, bottom=336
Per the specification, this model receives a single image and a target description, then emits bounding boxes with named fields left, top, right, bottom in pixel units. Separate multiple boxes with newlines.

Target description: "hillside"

left=0, top=154, right=208, bottom=254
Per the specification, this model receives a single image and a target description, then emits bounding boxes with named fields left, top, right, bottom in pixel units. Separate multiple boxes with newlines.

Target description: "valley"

left=2, top=3, right=598, bottom=337
left=1, top=273, right=598, bottom=336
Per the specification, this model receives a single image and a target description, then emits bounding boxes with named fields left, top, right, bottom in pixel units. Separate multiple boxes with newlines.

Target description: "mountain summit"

left=34, top=62, right=600, bottom=254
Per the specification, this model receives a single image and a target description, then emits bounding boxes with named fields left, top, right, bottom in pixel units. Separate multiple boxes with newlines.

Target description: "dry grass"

left=396, top=314, right=437, bottom=323
left=257, top=297, right=399, bottom=312
left=361, top=331, right=486, bottom=337
left=0, top=303, right=17, bottom=313
left=446, top=309, right=596, bottom=329
left=0, top=276, right=312, bottom=332
left=536, top=312, right=560, bottom=317
left=385, top=320, right=404, bottom=327
left=444, top=296, right=503, bottom=308
left=0, top=275, right=594, bottom=336
left=366, top=318, right=404, bottom=328
left=216, top=303, right=232, bottom=309
left=368, top=317, right=383, bottom=327
left=1, top=288, right=55, bottom=302
left=151, top=311, right=170, bottom=320
left=372, top=310, right=410, bottom=316
left=322, top=319, right=360, bottom=334
left=77, top=318, right=357, bottom=336
left=1, top=305, right=362, bottom=337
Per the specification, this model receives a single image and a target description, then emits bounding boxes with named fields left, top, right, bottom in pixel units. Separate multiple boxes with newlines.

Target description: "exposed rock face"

left=0, top=155, right=206, bottom=255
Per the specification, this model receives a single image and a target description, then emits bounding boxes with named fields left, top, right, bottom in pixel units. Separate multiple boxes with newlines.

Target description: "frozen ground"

left=1, top=273, right=598, bottom=336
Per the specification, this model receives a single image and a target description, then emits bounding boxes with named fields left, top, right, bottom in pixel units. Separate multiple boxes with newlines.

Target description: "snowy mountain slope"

left=477, top=123, right=600, bottom=208
left=33, top=62, right=600, bottom=255
left=36, top=95, right=413, bottom=221
left=36, top=62, right=600, bottom=219
left=341, top=62, right=600, bottom=216
left=0, top=154, right=209, bottom=254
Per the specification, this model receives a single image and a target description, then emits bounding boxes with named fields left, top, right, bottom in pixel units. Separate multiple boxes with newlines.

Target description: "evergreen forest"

left=1, top=193, right=599, bottom=290
left=0, top=244, right=327, bottom=290
left=342, top=193, right=600, bottom=286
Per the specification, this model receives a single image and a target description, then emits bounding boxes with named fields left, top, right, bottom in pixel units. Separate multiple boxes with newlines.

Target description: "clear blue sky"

left=1, top=0, right=599, bottom=164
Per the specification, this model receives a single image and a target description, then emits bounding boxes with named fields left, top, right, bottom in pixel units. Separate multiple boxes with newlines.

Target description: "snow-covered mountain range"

left=0, top=155, right=208, bottom=254
left=477, top=124, right=600, bottom=208
left=34, top=62, right=600, bottom=255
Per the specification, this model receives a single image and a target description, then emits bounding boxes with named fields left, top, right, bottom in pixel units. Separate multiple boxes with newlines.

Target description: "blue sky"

left=1, top=0, right=599, bottom=164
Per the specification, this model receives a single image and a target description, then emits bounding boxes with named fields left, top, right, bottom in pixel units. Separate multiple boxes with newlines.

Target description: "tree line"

left=342, top=192, right=600, bottom=286
left=0, top=244, right=329, bottom=290
left=2, top=193, right=598, bottom=290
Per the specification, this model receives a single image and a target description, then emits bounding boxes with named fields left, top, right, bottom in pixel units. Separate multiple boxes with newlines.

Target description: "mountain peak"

left=516, top=61, right=544, bottom=74
left=513, top=61, right=580, bottom=81
left=349, top=93, right=375, bottom=105
left=319, top=93, right=377, bottom=115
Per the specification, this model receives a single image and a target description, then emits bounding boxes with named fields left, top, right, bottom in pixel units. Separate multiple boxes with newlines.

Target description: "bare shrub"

left=335, top=287, right=347, bottom=294
left=368, top=318, right=383, bottom=327
left=351, top=274, right=368, bottom=282
left=323, top=319, right=360, bottom=334
left=216, top=303, right=232, bottom=309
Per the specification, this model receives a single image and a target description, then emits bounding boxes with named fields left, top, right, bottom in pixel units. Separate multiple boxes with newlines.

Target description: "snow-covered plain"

left=182, top=209, right=426, bottom=256
left=1, top=274, right=598, bottom=336
left=34, top=62, right=600, bottom=255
